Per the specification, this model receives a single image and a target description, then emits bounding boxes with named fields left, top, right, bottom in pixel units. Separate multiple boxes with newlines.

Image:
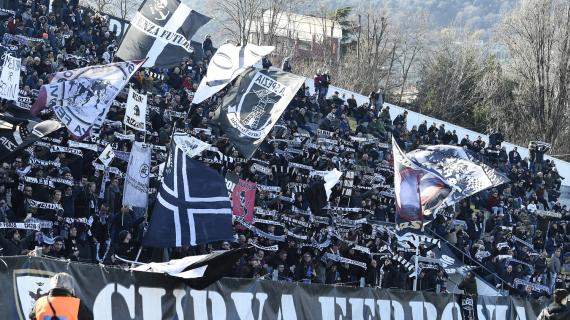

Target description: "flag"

left=123, top=142, right=151, bottom=208
left=172, top=132, right=210, bottom=158
left=192, top=43, right=275, bottom=104
left=231, top=179, right=256, bottom=222
left=116, top=0, right=211, bottom=68
left=406, top=144, right=509, bottom=213
left=0, top=54, right=21, bottom=101
left=132, top=248, right=246, bottom=289
left=213, top=67, right=305, bottom=158
left=98, top=144, right=115, bottom=167
left=310, top=169, right=342, bottom=200
left=305, top=180, right=327, bottom=216
left=31, top=60, right=143, bottom=138
left=0, top=114, right=62, bottom=161
left=143, top=142, right=233, bottom=247
left=123, top=87, right=147, bottom=132
left=392, top=139, right=425, bottom=228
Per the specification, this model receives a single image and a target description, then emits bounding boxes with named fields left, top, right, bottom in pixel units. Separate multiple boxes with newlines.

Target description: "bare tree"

left=79, top=0, right=114, bottom=13
left=394, top=13, right=428, bottom=104
left=499, top=0, right=570, bottom=149
left=113, top=0, right=141, bottom=20
left=215, top=0, right=264, bottom=45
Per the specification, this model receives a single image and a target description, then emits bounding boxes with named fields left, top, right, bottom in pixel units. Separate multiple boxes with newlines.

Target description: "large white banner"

left=123, top=142, right=151, bottom=208
left=0, top=54, right=21, bottom=101
left=123, top=88, right=147, bottom=132
left=192, top=43, right=274, bottom=104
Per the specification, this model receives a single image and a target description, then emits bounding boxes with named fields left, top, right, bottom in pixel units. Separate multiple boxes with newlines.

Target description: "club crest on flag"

left=146, top=0, right=172, bottom=21
left=116, top=0, right=211, bottom=68
left=227, top=72, right=285, bottom=139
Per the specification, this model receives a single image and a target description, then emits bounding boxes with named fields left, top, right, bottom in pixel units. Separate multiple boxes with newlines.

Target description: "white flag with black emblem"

left=213, top=67, right=305, bottom=159
left=30, top=60, right=144, bottom=138
left=124, top=88, right=147, bottom=131
left=98, top=144, right=116, bottom=167
left=116, top=0, right=211, bottom=68
left=192, top=43, right=275, bottom=104
left=123, top=142, right=151, bottom=208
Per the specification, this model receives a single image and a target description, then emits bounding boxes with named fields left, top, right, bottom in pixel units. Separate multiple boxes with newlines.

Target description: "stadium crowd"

left=0, top=0, right=569, bottom=299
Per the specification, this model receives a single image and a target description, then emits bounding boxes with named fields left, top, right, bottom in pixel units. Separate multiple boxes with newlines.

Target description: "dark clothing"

left=458, top=277, right=477, bottom=295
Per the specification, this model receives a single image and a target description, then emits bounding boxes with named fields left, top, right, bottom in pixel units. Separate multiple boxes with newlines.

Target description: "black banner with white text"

left=0, top=256, right=543, bottom=320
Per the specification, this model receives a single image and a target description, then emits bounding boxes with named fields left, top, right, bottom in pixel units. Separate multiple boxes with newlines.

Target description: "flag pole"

left=413, top=238, right=419, bottom=291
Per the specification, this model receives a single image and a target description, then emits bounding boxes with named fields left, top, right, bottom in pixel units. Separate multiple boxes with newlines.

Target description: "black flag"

left=116, top=0, right=211, bottom=68
left=132, top=248, right=247, bottom=289
left=0, top=114, right=62, bottom=161
left=213, top=67, right=305, bottom=159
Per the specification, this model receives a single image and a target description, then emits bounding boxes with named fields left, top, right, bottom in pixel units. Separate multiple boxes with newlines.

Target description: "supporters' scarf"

left=0, top=222, right=41, bottom=230
left=254, top=207, right=277, bottom=217
left=23, top=176, right=54, bottom=188
left=29, top=157, right=61, bottom=168
left=257, top=184, right=280, bottom=192
left=248, top=240, right=279, bottom=251
left=50, top=145, right=83, bottom=157
left=27, top=199, right=63, bottom=211
left=236, top=217, right=286, bottom=242
left=510, top=235, right=535, bottom=250
left=288, top=162, right=313, bottom=171
left=286, top=229, right=308, bottom=240
left=513, top=278, right=551, bottom=294
left=114, top=132, right=136, bottom=141
left=302, top=238, right=331, bottom=250
left=281, top=215, right=311, bottom=228
left=322, top=252, right=367, bottom=269
left=253, top=218, right=284, bottom=227
left=67, top=140, right=99, bottom=151
left=92, top=162, right=124, bottom=177
left=250, top=163, right=272, bottom=175
left=47, top=177, right=74, bottom=186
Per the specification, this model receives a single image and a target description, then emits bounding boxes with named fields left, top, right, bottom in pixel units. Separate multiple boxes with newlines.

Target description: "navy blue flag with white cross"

left=116, top=0, right=211, bottom=68
left=143, top=142, right=233, bottom=247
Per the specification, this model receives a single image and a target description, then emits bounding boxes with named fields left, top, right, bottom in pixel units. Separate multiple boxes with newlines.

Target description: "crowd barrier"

left=0, top=256, right=544, bottom=319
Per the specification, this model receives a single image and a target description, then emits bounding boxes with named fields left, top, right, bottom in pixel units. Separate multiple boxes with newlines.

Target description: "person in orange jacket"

left=29, top=272, right=93, bottom=320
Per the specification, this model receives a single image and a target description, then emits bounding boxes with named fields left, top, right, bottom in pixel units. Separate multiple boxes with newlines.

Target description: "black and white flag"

left=143, top=140, right=233, bottom=247
left=123, top=88, right=147, bottom=132
left=213, top=67, right=305, bottom=159
left=116, top=0, right=211, bottom=68
left=31, top=61, right=143, bottom=138
left=192, top=43, right=274, bottom=104
left=0, top=114, right=62, bottom=161
left=132, top=248, right=245, bottom=289
left=123, top=142, right=151, bottom=208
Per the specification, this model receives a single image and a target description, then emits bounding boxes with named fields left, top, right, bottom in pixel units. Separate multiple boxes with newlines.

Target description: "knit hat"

left=49, top=273, right=75, bottom=295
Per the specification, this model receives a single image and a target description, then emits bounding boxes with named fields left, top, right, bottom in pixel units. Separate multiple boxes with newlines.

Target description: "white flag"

left=0, top=54, right=21, bottom=101
left=124, top=88, right=147, bottom=132
left=98, top=144, right=115, bottom=167
left=173, top=133, right=210, bottom=158
left=31, top=60, right=144, bottom=138
left=123, top=142, right=151, bottom=208
left=192, top=43, right=275, bottom=104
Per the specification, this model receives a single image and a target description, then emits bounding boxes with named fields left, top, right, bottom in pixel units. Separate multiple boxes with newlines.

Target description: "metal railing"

left=424, top=227, right=510, bottom=293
